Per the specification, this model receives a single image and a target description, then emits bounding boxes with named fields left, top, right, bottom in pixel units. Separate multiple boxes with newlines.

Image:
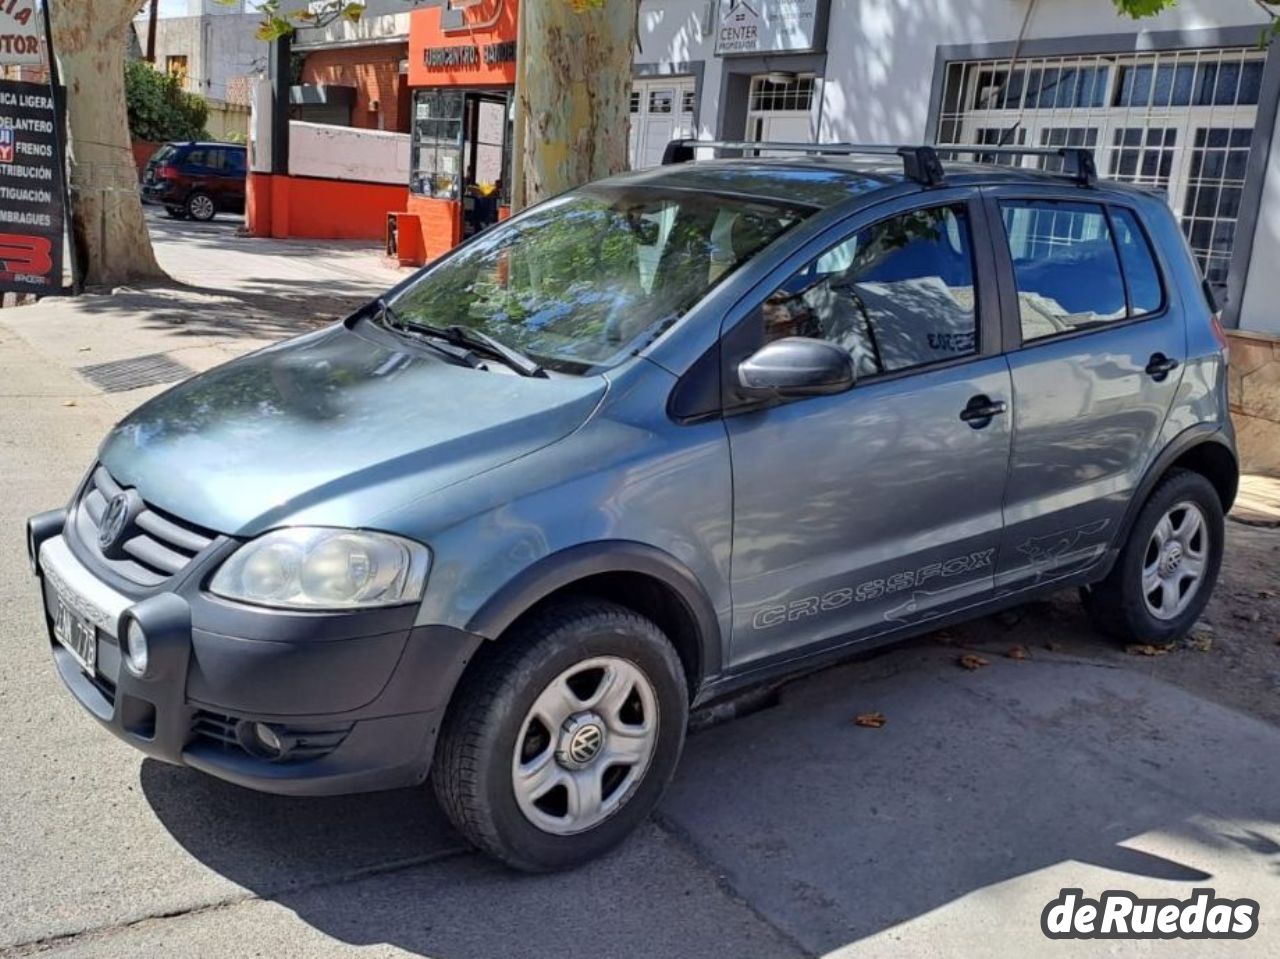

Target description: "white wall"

left=288, top=121, right=411, bottom=185
left=817, top=0, right=1273, bottom=143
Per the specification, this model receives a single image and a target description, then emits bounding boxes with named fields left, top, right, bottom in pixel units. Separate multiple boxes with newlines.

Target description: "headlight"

left=209, top=528, right=430, bottom=610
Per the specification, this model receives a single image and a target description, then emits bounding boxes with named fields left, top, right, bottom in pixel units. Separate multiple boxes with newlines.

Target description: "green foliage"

left=1111, top=0, right=1178, bottom=18
left=233, top=0, right=368, bottom=41
left=124, top=60, right=209, bottom=143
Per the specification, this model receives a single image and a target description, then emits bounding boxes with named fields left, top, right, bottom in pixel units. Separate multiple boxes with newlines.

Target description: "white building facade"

left=633, top=0, right=1280, bottom=468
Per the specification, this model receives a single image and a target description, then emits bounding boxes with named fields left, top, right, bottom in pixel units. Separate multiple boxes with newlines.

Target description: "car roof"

left=607, top=155, right=1161, bottom=210
left=171, top=141, right=246, bottom=149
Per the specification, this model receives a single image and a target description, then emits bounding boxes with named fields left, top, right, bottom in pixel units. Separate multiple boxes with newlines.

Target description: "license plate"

left=52, top=592, right=97, bottom=675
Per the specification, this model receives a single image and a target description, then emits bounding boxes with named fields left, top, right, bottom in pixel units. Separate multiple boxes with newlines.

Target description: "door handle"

left=959, top=394, right=1007, bottom=426
left=1145, top=352, right=1180, bottom=380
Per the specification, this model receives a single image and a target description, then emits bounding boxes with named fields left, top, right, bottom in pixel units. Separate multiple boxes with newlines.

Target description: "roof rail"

left=933, top=144, right=1098, bottom=186
left=660, top=140, right=947, bottom=187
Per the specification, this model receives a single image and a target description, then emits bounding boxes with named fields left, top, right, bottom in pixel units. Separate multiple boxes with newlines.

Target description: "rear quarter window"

left=1110, top=207, right=1165, bottom=316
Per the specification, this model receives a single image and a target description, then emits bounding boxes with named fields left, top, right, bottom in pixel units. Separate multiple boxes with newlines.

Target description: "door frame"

left=977, top=183, right=1186, bottom=356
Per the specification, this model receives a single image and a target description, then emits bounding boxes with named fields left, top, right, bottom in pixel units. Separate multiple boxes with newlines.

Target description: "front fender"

left=465, top=540, right=724, bottom=685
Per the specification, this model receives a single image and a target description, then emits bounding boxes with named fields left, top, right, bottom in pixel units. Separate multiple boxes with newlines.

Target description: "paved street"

left=0, top=223, right=1278, bottom=958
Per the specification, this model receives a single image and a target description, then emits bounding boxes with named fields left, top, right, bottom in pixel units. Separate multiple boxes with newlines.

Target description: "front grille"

left=75, top=465, right=216, bottom=587
left=190, top=710, right=354, bottom=764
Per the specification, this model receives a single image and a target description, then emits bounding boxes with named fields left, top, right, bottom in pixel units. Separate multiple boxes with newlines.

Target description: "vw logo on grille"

left=567, top=724, right=603, bottom=765
left=97, top=490, right=140, bottom=556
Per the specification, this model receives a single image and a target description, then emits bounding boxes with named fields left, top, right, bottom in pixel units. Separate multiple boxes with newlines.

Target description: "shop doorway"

left=745, top=74, right=816, bottom=149
left=462, top=91, right=512, bottom=237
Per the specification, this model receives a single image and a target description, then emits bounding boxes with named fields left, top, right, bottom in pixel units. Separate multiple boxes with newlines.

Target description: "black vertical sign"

left=0, top=77, right=65, bottom=294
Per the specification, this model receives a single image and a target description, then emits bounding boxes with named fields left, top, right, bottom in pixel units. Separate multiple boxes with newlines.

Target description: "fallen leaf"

left=62, top=400, right=76, bottom=407
left=853, top=712, right=886, bottom=728
left=1007, top=645, right=1029, bottom=660
left=78, top=346, right=91, bottom=352
left=1259, top=590, right=1275, bottom=600
left=1126, top=643, right=1173, bottom=657
left=1186, top=633, right=1213, bottom=652
left=959, top=654, right=989, bottom=670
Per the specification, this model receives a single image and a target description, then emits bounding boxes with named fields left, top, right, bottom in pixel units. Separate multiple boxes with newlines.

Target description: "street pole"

left=145, top=0, right=159, bottom=63
left=510, top=0, right=527, bottom=211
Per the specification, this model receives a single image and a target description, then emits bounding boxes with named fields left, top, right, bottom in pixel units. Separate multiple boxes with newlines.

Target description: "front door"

left=723, top=192, right=1013, bottom=668
left=984, top=189, right=1186, bottom=594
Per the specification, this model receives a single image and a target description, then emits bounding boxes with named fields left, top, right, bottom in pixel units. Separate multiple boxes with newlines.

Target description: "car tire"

left=164, top=206, right=188, bottom=220
left=432, top=600, right=689, bottom=872
left=186, top=191, right=216, bottom=222
left=1081, top=469, right=1224, bottom=645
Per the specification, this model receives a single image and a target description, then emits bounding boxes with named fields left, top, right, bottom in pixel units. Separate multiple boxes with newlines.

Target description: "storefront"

left=388, top=0, right=516, bottom=267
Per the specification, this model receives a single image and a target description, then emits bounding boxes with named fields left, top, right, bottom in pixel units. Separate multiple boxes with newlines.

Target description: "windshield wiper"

left=376, top=298, right=485, bottom=370
left=376, top=298, right=546, bottom=378
left=443, top=325, right=546, bottom=378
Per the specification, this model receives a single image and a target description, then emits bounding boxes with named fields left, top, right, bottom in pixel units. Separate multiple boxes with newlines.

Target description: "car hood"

left=99, top=324, right=607, bottom=534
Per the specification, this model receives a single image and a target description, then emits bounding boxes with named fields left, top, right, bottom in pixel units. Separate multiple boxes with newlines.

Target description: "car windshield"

left=385, top=185, right=812, bottom=373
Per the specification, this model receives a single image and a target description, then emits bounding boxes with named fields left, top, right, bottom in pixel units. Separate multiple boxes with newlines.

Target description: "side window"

left=184, top=149, right=206, bottom=169
left=1110, top=207, right=1164, bottom=316
left=204, top=149, right=226, bottom=172
left=761, top=204, right=978, bottom=378
left=999, top=200, right=1127, bottom=342
left=227, top=149, right=247, bottom=174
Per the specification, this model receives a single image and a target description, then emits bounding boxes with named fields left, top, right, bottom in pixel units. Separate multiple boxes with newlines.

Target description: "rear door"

left=224, top=148, right=247, bottom=211
left=723, top=190, right=1014, bottom=668
left=984, top=187, right=1186, bottom=594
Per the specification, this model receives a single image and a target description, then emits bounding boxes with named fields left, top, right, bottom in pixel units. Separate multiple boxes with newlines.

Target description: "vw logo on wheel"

left=567, top=724, right=603, bottom=765
left=97, top=491, right=139, bottom=556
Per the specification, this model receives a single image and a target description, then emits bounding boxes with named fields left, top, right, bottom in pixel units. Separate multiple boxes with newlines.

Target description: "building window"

left=166, top=55, right=189, bottom=87
left=749, top=75, right=816, bottom=113
left=681, top=89, right=696, bottom=115
left=936, top=47, right=1263, bottom=293
left=410, top=89, right=465, bottom=200
left=630, top=90, right=641, bottom=114
left=648, top=89, right=674, bottom=114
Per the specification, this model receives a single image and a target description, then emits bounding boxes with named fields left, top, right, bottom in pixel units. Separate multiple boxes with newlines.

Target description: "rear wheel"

left=1082, top=469, right=1223, bottom=644
left=186, top=191, right=216, bottom=222
left=432, top=600, right=688, bottom=872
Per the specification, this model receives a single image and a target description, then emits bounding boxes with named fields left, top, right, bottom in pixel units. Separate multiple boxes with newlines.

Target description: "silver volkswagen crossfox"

left=27, top=142, right=1237, bottom=871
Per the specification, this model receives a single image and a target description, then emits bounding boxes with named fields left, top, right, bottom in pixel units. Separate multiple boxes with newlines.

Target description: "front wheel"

left=1082, top=469, right=1224, bottom=644
left=432, top=600, right=689, bottom=872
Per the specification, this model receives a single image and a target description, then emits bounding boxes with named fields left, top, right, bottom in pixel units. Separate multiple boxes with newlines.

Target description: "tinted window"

left=204, top=149, right=227, bottom=171
left=1000, top=201, right=1126, bottom=342
left=761, top=205, right=978, bottom=377
left=226, top=149, right=247, bottom=174
left=1111, top=208, right=1163, bottom=316
left=184, top=148, right=206, bottom=168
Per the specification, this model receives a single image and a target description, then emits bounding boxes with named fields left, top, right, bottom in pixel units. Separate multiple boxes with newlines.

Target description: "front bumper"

left=30, top=517, right=482, bottom=797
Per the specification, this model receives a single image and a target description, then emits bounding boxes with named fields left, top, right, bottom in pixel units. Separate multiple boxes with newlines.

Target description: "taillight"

left=158, top=165, right=180, bottom=180
left=1209, top=311, right=1230, bottom=363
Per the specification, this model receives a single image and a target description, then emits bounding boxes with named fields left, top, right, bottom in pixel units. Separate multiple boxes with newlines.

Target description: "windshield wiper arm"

left=375, top=298, right=485, bottom=370
left=443, top=325, right=546, bottom=378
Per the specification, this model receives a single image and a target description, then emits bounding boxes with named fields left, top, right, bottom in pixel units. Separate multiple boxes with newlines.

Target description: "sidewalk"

left=0, top=215, right=407, bottom=415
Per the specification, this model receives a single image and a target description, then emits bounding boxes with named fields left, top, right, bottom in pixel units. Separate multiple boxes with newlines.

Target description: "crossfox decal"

left=752, top=549, right=994, bottom=629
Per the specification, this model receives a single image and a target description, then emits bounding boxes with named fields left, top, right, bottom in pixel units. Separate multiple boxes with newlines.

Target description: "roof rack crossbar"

left=932, top=144, right=1098, bottom=186
left=660, top=140, right=947, bottom=187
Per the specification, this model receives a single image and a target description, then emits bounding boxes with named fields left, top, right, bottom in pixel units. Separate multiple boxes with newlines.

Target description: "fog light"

left=238, top=721, right=291, bottom=761
left=124, top=620, right=149, bottom=677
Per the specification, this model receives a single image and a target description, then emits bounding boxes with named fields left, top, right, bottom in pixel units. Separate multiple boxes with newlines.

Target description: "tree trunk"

left=512, top=0, right=635, bottom=209
left=50, top=1, right=166, bottom=287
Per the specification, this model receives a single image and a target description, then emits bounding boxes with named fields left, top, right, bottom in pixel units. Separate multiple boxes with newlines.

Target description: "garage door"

left=630, top=77, right=696, bottom=169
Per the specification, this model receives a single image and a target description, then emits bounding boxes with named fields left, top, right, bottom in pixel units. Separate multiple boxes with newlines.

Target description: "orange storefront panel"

left=408, top=0, right=518, bottom=88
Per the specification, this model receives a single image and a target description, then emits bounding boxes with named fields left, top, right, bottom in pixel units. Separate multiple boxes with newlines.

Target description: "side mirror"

left=737, top=337, right=856, bottom=398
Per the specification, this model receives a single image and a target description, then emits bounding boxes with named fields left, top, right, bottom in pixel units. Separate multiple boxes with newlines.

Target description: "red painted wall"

left=248, top=173, right=408, bottom=241
left=300, top=44, right=411, bottom=133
